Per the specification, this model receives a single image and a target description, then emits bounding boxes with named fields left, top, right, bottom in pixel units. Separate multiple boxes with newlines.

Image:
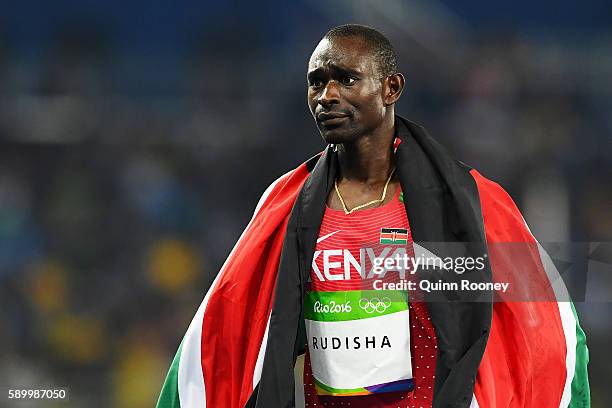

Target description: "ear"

left=383, top=73, right=405, bottom=106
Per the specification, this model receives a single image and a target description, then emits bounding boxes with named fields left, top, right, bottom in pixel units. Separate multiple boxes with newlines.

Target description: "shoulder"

left=252, top=152, right=323, bottom=216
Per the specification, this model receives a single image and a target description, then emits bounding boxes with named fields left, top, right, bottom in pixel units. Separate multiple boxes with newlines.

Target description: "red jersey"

left=303, top=187, right=438, bottom=408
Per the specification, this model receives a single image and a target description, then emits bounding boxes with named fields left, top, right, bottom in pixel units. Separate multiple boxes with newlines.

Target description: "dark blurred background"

left=0, top=1, right=610, bottom=407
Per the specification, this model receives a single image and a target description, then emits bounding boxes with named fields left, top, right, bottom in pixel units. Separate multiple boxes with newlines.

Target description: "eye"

left=309, top=79, right=324, bottom=89
left=340, top=76, right=357, bottom=86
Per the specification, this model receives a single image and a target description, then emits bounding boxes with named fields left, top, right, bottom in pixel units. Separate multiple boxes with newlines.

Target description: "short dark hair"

left=323, top=24, right=398, bottom=78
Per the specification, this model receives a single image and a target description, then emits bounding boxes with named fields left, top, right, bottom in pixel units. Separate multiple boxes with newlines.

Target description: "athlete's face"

left=307, top=36, right=387, bottom=144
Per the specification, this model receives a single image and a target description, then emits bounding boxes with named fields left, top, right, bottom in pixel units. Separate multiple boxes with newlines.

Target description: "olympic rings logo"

left=358, top=297, right=392, bottom=314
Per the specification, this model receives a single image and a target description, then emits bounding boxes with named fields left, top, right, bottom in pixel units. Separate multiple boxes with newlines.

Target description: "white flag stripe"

left=536, top=243, right=577, bottom=408
left=520, top=216, right=577, bottom=408
left=178, top=292, right=207, bottom=408
left=470, top=393, right=480, bottom=408
left=253, top=315, right=271, bottom=388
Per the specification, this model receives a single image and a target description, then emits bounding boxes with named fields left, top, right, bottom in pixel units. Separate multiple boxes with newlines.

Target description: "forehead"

left=308, top=36, right=377, bottom=75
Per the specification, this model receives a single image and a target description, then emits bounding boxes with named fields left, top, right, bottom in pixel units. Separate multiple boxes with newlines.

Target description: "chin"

left=318, top=124, right=359, bottom=145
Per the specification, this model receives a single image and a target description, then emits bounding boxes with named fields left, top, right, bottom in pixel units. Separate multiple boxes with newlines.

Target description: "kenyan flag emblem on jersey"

left=380, top=228, right=408, bottom=245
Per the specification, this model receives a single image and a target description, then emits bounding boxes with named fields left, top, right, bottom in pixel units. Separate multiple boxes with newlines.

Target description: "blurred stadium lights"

left=312, top=0, right=470, bottom=59
left=0, top=2, right=611, bottom=406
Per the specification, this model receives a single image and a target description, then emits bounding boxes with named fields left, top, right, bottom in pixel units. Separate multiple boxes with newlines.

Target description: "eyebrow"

left=307, top=63, right=363, bottom=81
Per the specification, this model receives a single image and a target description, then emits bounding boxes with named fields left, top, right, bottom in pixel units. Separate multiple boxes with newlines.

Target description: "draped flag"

left=156, top=116, right=589, bottom=408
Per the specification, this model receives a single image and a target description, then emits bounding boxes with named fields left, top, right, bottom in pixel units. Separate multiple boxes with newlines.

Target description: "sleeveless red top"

left=303, top=187, right=438, bottom=408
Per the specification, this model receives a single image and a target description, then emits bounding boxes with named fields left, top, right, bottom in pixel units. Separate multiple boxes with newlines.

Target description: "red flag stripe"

left=471, top=169, right=567, bottom=407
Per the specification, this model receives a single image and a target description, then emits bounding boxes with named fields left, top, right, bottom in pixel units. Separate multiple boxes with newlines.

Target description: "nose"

left=317, top=81, right=340, bottom=107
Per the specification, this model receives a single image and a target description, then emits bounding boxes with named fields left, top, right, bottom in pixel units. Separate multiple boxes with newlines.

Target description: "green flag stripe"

left=156, top=341, right=183, bottom=408
left=380, top=238, right=408, bottom=244
left=568, top=302, right=590, bottom=408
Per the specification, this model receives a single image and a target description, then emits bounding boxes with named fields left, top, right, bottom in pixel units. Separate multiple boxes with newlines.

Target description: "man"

left=157, top=25, right=589, bottom=408
left=300, top=26, right=434, bottom=407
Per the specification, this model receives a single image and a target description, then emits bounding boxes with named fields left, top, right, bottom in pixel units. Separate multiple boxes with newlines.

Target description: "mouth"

left=316, top=112, right=350, bottom=126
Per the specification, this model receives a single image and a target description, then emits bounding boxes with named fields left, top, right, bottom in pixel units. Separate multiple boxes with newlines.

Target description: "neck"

left=336, top=117, right=395, bottom=185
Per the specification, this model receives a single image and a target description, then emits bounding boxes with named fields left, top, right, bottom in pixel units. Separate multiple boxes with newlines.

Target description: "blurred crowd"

left=0, top=2, right=611, bottom=407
